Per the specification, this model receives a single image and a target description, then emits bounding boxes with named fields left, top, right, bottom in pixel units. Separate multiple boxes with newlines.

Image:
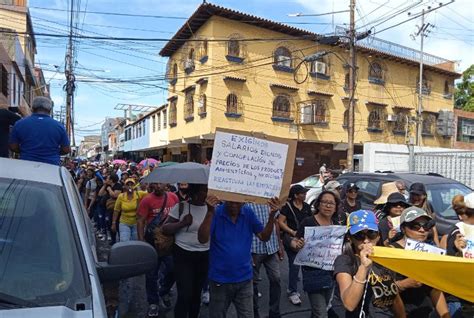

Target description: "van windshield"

left=426, top=182, right=472, bottom=219
left=0, top=178, right=89, bottom=308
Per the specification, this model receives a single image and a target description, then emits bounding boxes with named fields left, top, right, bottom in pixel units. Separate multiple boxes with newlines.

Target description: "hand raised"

left=359, top=242, right=374, bottom=268
left=268, top=197, right=282, bottom=213
left=206, top=195, right=220, bottom=208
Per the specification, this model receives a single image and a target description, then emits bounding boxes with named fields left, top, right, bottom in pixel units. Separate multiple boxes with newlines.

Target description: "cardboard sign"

left=456, top=222, right=474, bottom=259
left=293, top=226, right=346, bottom=270
left=405, top=238, right=446, bottom=255
left=208, top=128, right=297, bottom=204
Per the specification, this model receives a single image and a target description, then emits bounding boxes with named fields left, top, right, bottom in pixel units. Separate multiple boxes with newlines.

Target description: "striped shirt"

left=248, top=203, right=280, bottom=255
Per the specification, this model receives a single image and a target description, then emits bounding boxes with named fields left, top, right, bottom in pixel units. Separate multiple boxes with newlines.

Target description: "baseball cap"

left=290, top=184, right=309, bottom=198
left=124, top=178, right=136, bottom=185
left=464, top=192, right=474, bottom=209
left=325, top=180, right=341, bottom=192
left=400, top=207, right=432, bottom=224
left=409, top=183, right=427, bottom=195
left=348, top=210, right=379, bottom=235
left=386, top=192, right=410, bottom=207
left=345, top=182, right=359, bottom=191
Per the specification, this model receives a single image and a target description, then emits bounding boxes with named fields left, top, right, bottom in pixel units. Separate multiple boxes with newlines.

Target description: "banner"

left=456, top=222, right=474, bottom=259
left=372, top=246, right=474, bottom=302
left=208, top=128, right=296, bottom=204
left=293, top=226, right=346, bottom=270
left=405, top=238, right=446, bottom=255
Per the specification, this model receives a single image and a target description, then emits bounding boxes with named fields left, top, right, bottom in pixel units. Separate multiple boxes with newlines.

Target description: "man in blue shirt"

left=198, top=196, right=280, bottom=318
left=9, top=96, right=70, bottom=165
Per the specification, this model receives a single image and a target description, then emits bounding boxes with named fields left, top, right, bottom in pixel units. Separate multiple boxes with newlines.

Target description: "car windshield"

left=300, top=175, right=322, bottom=188
left=426, top=183, right=472, bottom=219
left=0, top=178, right=89, bottom=308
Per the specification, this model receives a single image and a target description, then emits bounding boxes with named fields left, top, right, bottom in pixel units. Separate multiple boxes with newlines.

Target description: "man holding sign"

left=198, top=196, right=281, bottom=318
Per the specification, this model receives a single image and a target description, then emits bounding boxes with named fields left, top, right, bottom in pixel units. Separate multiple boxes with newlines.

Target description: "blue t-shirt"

left=9, top=113, right=70, bottom=165
left=209, top=204, right=264, bottom=283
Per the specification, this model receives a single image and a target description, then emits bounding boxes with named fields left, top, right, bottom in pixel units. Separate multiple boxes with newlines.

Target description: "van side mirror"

left=97, top=241, right=157, bottom=282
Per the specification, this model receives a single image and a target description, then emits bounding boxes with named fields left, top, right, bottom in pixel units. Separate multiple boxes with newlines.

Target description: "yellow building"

left=159, top=3, right=459, bottom=181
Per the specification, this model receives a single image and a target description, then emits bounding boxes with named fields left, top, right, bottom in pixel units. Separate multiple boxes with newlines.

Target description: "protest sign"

left=390, top=216, right=401, bottom=232
left=208, top=128, right=297, bottom=204
left=293, top=226, right=346, bottom=270
left=456, top=222, right=474, bottom=259
left=405, top=238, right=446, bottom=255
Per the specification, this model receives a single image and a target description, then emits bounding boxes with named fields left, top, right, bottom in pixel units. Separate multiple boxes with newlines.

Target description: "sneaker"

left=201, top=291, right=210, bottom=305
left=288, top=293, right=302, bottom=306
left=106, top=234, right=112, bottom=241
left=147, top=304, right=159, bottom=317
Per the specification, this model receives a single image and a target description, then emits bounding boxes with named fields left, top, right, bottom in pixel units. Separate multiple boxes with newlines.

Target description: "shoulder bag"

left=154, top=201, right=186, bottom=256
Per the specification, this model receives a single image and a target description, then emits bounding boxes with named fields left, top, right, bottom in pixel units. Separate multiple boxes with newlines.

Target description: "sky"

left=28, top=0, right=474, bottom=144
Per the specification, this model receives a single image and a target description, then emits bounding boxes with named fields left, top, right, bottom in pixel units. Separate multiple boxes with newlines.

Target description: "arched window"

left=274, top=47, right=292, bottom=68
left=202, top=40, right=208, bottom=57
left=184, top=91, right=194, bottom=120
left=228, top=39, right=240, bottom=57
left=422, top=113, right=435, bottom=135
left=172, top=63, right=178, bottom=80
left=188, top=48, right=195, bottom=60
left=444, top=80, right=450, bottom=96
left=169, top=99, right=177, bottom=126
left=369, top=62, right=383, bottom=80
left=393, top=112, right=407, bottom=133
left=226, top=93, right=239, bottom=114
left=343, top=109, right=349, bottom=127
left=368, top=109, right=383, bottom=130
left=198, top=94, right=207, bottom=116
left=272, top=95, right=291, bottom=118
left=312, top=100, right=328, bottom=124
left=344, top=72, right=350, bottom=90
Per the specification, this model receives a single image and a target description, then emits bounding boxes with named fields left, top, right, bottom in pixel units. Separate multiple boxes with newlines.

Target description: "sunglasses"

left=352, top=230, right=379, bottom=241
left=406, top=220, right=435, bottom=231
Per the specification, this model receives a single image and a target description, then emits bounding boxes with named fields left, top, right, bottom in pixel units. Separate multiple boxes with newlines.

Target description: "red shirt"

left=138, top=192, right=179, bottom=224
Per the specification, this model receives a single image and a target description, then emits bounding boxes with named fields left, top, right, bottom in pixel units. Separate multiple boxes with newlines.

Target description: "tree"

left=454, top=64, right=474, bottom=112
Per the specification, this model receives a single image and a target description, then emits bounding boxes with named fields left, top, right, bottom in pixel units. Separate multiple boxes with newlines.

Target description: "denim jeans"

left=308, top=289, right=333, bottom=318
left=285, top=246, right=300, bottom=294
left=96, top=204, right=107, bottom=233
left=209, top=279, right=254, bottom=318
left=119, top=223, right=137, bottom=242
left=145, top=237, right=175, bottom=305
left=253, top=253, right=281, bottom=318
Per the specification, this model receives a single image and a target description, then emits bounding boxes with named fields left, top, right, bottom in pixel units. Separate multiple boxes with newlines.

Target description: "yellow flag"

left=372, top=246, right=474, bottom=302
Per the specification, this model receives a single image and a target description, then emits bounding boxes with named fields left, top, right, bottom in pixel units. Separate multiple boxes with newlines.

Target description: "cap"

left=31, top=96, right=52, bottom=111
left=409, top=182, right=427, bottom=196
left=124, top=178, right=136, bottom=185
left=325, top=180, right=341, bottom=192
left=348, top=210, right=379, bottom=234
left=464, top=192, right=474, bottom=209
left=290, top=184, right=309, bottom=197
left=386, top=192, right=410, bottom=206
left=400, top=207, right=432, bottom=224
left=345, top=182, right=360, bottom=191
left=374, top=182, right=398, bottom=205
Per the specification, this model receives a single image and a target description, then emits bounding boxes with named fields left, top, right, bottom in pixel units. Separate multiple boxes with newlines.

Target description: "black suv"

left=336, top=172, right=472, bottom=235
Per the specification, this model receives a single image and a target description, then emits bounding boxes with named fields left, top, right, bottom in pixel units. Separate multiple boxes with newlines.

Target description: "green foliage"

left=454, top=65, right=474, bottom=112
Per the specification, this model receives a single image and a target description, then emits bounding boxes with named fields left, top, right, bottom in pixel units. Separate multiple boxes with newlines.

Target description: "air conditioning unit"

left=386, top=114, right=398, bottom=122
left=184, top=59, right=194, bottom=71
left=313, top=61, right=327, bottom=74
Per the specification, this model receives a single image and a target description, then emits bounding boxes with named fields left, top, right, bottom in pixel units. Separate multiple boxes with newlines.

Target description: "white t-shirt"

left=86, top=179, right=97, bottom=200
left=168, top=202, right=210, bottom=252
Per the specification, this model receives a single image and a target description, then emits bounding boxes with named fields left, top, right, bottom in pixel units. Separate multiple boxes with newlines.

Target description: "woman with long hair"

left=390, top=207, right=450, bottom=318
left=161, top=184, right=210, bottom=318
left=331, top=210, right=405, bottom=317
left=290, top=190, right=343, bottom=317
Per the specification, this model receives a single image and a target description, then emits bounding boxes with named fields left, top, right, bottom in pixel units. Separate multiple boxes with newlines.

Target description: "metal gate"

left=414, top=151, right=474, bottom=188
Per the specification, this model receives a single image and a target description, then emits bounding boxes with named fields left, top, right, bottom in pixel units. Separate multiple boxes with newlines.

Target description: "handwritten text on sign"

left=405, top=238, right=446, bottom=255
left=208, top=132, right=289, bottom=198
left=294, top=226, right=346, bottom=270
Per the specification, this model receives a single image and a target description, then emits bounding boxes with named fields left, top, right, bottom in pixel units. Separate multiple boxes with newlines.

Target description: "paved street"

left=98, top=239, right=312, bottom=318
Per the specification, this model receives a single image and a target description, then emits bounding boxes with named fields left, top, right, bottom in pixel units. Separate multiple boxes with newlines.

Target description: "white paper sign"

left=390, top=216, right=401, bottom=232
left=456, top=222, right=474, bottom=259
left=405, top=238, right=446, bottom=255
left=208, top=131, right=289, bottom=198
left=293, top=226, right=346, bottom=270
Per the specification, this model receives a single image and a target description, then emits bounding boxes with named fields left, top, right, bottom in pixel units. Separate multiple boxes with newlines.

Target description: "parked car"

left=293, top=174, right=324, bottom=209
left=0, top=158, right=157, bottom=317
left=336, top=172, right=472, bottom=235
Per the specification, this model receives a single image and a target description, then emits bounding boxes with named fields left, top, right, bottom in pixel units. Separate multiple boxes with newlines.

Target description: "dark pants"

left=209, top=279, right=254, bottom=318
left=173, top=245, right=209, bottom=318
left=285, top=246, right=300, bottom=294
left=96, top=204, right=107, bottom=233
left=253, top=253, right=281, bottom=318
left=145, top=238, right=175, bottom=305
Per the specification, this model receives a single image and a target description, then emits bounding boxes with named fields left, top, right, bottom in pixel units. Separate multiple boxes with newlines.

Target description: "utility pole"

left=346, top=0, right=356, bottom=172
left=65, top=0, right=76, bottom=148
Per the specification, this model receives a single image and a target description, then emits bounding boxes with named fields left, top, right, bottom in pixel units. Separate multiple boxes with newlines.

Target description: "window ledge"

left=272, top=64, right=294, bottom=73
left=225, top=112, right=242, bottom=118
left=310, top=72, right=330, bottom=80
left=422, top=133, right=434, bottom=138
left=314, top=121, right=329, bottom=127
left=368, top=77, right=385, bottom=85
left=169, top=123, right=177, bottom=128
left=169, top=78, right=177, bottom=86
left=392, top=130, right=405, bottom=135
left=271, top=116, right=294, bottom=123
left=199, top=112, right=207, bottom=118
left=184, top=116, right=194, bottom=122
left=367, top=128, right=383, bottom=133
left=443, top=93, right=453, bottom=99
left=200, top=56, right=208, bottom=64
left=226, top=55, right=244, bottom=63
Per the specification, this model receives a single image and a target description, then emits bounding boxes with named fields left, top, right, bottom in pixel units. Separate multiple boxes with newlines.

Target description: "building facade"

left=453, top=109, right=474, bottom=149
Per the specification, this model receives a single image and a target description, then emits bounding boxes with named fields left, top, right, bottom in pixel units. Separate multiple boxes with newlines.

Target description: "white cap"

left=465, top=193, right=474, bottom=209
